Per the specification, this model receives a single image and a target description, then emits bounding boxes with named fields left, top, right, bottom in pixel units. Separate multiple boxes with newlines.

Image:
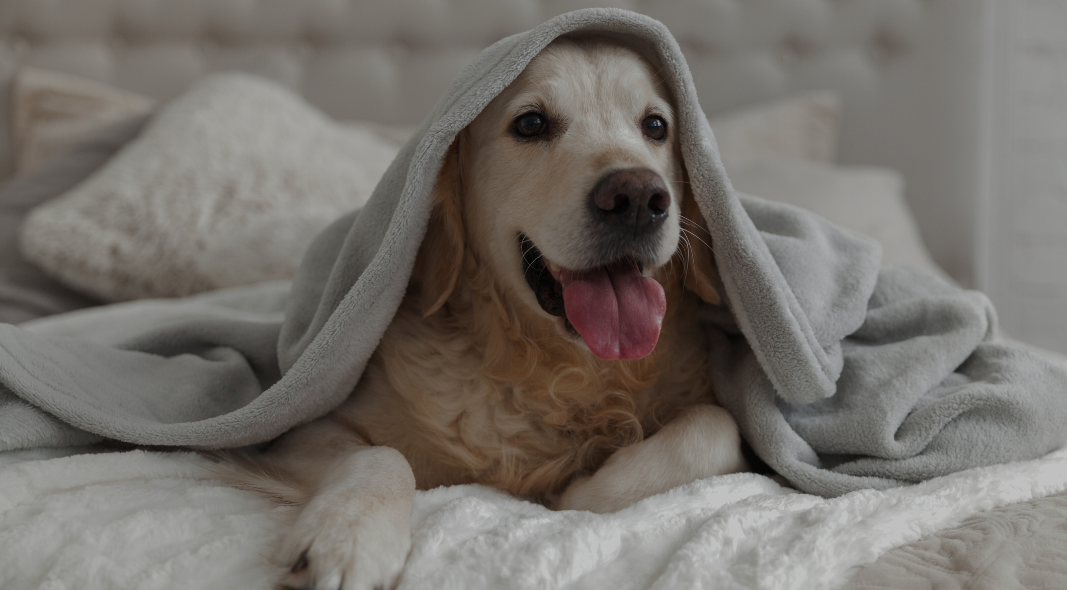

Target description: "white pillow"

left=20, top=73, right=404, bottom=301
left=16, top=70, right=845, bottom=302
left=708, top=91, right=840, bottom=170
left=728, top=160, right=953, bottom=283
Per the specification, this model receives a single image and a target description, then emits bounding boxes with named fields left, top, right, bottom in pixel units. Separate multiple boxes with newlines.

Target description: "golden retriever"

left=227, top=35, right=749, bottom=590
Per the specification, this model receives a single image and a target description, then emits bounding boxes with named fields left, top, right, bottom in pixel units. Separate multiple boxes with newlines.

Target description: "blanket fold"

left=1, top=8, right=1065, bottom=497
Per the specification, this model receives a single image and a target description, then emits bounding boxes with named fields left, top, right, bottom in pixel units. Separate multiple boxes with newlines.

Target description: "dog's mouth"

left=520, top=234, right=666, bottom=360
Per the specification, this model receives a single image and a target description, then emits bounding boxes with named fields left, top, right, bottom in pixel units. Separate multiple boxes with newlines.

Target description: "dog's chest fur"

left=332, top=269, right=714, bottom=499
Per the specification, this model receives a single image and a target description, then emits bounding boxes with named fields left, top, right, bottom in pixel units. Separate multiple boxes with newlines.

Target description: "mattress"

left=4, top=445, right=1067, bottom=590
left=846, top=492, right=1067, bottom=589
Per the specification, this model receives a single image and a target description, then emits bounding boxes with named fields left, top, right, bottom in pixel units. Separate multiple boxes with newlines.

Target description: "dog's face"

left=424, top=37, right=714, bottom=361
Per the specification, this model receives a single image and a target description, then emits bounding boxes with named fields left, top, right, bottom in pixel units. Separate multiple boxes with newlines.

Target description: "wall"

left=981, top=0, right=1067, bottom=353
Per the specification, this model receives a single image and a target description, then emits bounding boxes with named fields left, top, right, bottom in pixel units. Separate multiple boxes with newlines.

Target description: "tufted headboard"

left=0, top=0, right=984, bottom=285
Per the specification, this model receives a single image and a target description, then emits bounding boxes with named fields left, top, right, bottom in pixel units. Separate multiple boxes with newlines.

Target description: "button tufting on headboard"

left=0, top=0, right=984, bottom=286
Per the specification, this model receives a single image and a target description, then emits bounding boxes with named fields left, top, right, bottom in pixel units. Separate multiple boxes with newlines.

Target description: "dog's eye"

left=513, top=113, right=548, bottom=138
left=642, top=115, right=667, bottom=141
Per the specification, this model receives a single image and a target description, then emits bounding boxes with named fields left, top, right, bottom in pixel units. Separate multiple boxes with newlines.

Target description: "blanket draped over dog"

left=1, top=8, right=1066, bottom=498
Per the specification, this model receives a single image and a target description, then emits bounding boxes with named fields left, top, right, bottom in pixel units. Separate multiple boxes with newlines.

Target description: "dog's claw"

left=290, top=549, right=310, bottom=573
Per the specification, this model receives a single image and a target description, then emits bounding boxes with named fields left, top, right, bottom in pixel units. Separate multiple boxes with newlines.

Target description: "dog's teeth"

left=547, top=261, right=561, bottom=273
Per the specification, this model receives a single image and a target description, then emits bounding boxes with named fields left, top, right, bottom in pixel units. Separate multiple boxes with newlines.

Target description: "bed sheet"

left=845, top=490, right=1067, bottom=589
left=4, top=445, right=1067, bottom=590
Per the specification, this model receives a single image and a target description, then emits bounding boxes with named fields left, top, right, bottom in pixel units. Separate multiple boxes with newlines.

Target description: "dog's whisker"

left=680, top=226, right=709, bottom=244
left=520, top=240, right=548, bottom=275
left=678, top=217, right=714, bottom=249
left=521, top=245, right=540, bottom=261
left=520, top=239, right=539, bottom=258
left=679, top=234, right=695, bottom=296
left=678, top=214, right=704, bottom=229
left=680, top=227, right=714, bottom=254
left=680, top=220, right=704, bottom=233
left=665, top=255, right=689, bottom=308
left=524, top=254, right=545, bottom=274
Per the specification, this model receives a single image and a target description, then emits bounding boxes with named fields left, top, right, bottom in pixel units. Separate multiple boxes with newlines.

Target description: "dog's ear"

left=416, top=140, right=466, bottom=317
left=679, top=184, right=722, bottom=306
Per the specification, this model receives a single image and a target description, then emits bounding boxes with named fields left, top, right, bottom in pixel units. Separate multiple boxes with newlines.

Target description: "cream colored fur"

left=226, top=37, right=748, bottom=590
left=557, top=405, right=748, bottom=513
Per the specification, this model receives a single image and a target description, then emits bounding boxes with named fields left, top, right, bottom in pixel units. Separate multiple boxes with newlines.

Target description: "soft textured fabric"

left=0, top=116, right=146, bottom=325
left=842, top=338, right=1067, bottom=588
left=11, top=67, right=156, bottom=177
left=728, top=160, right=953, bottom=284
left=19, top=74, right=404, bottom=302
left=4, top=446, right=1067, bottom=590
left=17, top=73, right=838, bottom=305
left=0, top=9, right=1065, bottom=497
left=845, top=491, right=1067, bottom=590
left=709, top=91, right=840, bottom=171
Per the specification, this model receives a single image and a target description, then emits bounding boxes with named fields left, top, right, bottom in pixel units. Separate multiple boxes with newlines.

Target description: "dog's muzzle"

left=590, top=168, right=670, bottom=235
left=516, top=168, right=674, bottom=360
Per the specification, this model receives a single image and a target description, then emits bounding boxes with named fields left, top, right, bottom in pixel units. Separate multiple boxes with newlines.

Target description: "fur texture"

left=221, top=37, right=748, bottom=590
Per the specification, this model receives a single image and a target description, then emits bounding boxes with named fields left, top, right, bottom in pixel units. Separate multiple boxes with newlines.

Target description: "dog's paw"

left=556, top=405, right=749, bottom=514
left=555, top=473, right=624, bottom=513
left=276, top=490, right=412, bottom=590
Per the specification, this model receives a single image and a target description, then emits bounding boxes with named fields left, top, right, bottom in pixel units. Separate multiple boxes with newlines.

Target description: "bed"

left=2, top=1, right=1066, bottom=589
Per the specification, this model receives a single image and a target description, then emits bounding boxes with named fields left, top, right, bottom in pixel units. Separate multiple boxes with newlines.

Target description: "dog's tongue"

left=559, top=261, right=666, bottom=360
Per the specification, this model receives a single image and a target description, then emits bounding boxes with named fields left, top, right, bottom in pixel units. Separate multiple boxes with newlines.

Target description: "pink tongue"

left=559, top=261, right=666, bottom=360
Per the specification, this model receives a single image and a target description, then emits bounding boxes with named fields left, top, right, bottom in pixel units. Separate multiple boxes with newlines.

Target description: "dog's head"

left=418, top=36, right=719, bottom=361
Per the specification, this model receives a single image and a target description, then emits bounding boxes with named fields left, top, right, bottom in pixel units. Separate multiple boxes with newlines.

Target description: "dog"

left=225, top=35, right=749, bottom=590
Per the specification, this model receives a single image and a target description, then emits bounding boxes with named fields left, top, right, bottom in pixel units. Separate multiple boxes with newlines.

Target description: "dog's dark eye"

left=642, top=115, right=667, bottom=141
left=513, top=112, right=548, bottom=138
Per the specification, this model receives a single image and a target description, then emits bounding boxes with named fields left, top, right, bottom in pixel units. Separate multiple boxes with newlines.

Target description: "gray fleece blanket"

left=2, top=8, right=1066, bottom=498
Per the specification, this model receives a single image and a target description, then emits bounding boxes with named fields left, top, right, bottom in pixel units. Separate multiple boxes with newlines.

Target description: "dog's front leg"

left=556, top=404, right=748, bottom=513
left=272, top=419, right=416, bottom=590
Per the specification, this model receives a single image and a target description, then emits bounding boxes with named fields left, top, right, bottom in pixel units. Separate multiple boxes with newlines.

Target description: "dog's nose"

left=590, top=169, right=671, bottom=233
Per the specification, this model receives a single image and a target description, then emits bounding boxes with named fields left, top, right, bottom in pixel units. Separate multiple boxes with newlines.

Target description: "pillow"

left=16, top=68, right=842, bottom=303
left=12, top=67, right=156, bottom=177
left=728, top=160, right=953, bottom=283
left=20, top=73, right=404, bottom=302
left=0, top=116, right=148, bottom=324
left=708, top=91, right=840, bottom=170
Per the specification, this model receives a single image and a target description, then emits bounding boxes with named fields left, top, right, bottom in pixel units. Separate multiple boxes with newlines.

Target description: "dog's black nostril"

left=589, top=168, right=671, bottom=233
left=648, top=192, right=669, bottom=215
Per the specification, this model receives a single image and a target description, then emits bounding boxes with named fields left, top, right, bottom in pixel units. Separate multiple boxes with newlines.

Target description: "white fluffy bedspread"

left=3, top=447, right=1067, bottom=590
